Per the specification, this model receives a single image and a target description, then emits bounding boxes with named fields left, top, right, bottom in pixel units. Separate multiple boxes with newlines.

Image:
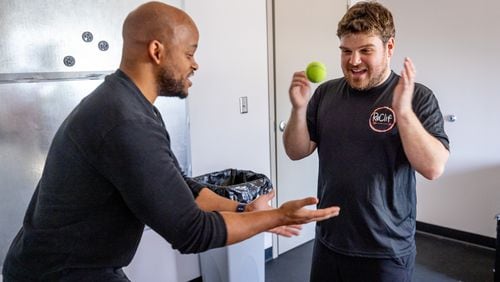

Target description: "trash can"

left=193, top=169, right=272, bottom=282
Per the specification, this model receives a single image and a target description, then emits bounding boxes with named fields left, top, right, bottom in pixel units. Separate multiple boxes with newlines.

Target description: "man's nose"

left=349, top=52, right=361, bottom=66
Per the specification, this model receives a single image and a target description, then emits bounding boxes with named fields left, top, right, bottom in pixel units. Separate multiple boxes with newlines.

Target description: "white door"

left=273, top=0, right=347, bottom=255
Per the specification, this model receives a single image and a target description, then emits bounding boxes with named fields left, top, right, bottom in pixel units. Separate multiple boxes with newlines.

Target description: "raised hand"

left=289, top=71, right=312, bottom=110
left=392, top=57, right=416, bottom=115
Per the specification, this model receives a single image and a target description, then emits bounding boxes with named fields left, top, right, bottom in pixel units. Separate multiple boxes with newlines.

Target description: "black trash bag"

left=193, top=169, right=273, bottom=204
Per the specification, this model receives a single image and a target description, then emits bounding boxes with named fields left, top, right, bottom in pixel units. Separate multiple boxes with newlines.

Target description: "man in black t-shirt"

left=283, top=2, right=450, bottom=282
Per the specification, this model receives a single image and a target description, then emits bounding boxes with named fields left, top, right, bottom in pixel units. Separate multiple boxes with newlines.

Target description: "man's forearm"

left=195, top=187, right=239, bottom=212
left=397, top=110, right=449, bottom=180
left=221, top=210, right=282, bottom=245
left=283, top=108, right=316, bottom=160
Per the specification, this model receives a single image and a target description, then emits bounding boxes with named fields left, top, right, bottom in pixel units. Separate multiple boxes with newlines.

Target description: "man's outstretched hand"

left=246, top=189, right=340, bottom=237
left=278, top=196, right=340, bottom=225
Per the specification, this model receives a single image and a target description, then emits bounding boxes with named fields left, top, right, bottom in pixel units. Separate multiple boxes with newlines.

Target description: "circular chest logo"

left=369, top=106, right=396, bottom=132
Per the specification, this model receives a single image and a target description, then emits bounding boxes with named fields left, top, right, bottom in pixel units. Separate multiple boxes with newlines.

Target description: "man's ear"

left=386, top=37, right=395, bottom=57
left=148, top=40, right=164, bottom=65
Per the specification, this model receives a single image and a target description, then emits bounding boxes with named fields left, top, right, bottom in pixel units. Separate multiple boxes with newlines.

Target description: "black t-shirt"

left=307, top=71, right=449, bottom=258
left=3, top=70, right=227, bottom=280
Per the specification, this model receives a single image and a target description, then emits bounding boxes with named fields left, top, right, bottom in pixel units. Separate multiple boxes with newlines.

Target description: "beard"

left=345, top=64, right=389, bottom=91
left=344, top=50, right=391, bottom=91
left=157, top=66, right=187, bottom=99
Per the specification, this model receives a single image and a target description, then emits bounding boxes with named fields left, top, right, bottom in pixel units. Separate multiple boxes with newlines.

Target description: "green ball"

left=306, top=61, right=327, bottom=83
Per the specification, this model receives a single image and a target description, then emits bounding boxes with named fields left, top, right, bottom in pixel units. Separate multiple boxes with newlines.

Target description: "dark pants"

left=3, top=267, right=130, bottom=282
left=310, top=239, right=416, bottom=282
left=59, top=268, right=130, bottom=282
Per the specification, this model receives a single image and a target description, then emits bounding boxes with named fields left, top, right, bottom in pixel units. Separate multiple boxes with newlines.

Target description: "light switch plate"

left=239, top=96, right=248, bottom=114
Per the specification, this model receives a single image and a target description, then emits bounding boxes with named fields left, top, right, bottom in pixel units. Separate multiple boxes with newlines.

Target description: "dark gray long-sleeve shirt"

left=3, top=70, right=227, bottom=280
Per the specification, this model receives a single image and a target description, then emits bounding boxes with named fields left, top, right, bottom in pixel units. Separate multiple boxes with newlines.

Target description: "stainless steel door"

left=0, top=80, right=102, bottom=264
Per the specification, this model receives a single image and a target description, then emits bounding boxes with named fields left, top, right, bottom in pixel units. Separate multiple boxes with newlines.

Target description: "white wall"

left=379, top=0, right=500, bottom=238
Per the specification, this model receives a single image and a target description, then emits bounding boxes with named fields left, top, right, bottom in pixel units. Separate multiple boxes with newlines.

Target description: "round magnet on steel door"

left=82, top=31, right=93, bottom=42
left=63, top=56, right=75, bottom=67
left=98, top=40, right=109, bottom=51
left=445, top=114, right=457, bottom=122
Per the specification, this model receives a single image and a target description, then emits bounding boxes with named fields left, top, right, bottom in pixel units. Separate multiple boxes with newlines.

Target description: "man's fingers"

left=288, top=224, right=302, bottom=230
left=294, top=197, right=319, bottom=208
left=261, top=189, right=275, bottom=201
left=269, top=225, right=303, bottom=237
left=290, top=71, right=310, bottom=89
left=405, top=57, right=416, bottom=75
left=308, top=206, right=341, bottom=222
left=280, top=198, right=339, bottom=225
left=293, top=70, right=308, bottom=81
left=402, top=57, right=415, bottom=85
left=280, top=227, right=300, bottom=237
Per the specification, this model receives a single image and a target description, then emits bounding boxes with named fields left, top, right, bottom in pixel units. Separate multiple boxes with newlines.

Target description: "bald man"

left=2, top=2, right=340, bottom=281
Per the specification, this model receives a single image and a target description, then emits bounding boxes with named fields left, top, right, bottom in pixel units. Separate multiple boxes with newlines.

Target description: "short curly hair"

left=337, top=1, right=395, bottom=44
